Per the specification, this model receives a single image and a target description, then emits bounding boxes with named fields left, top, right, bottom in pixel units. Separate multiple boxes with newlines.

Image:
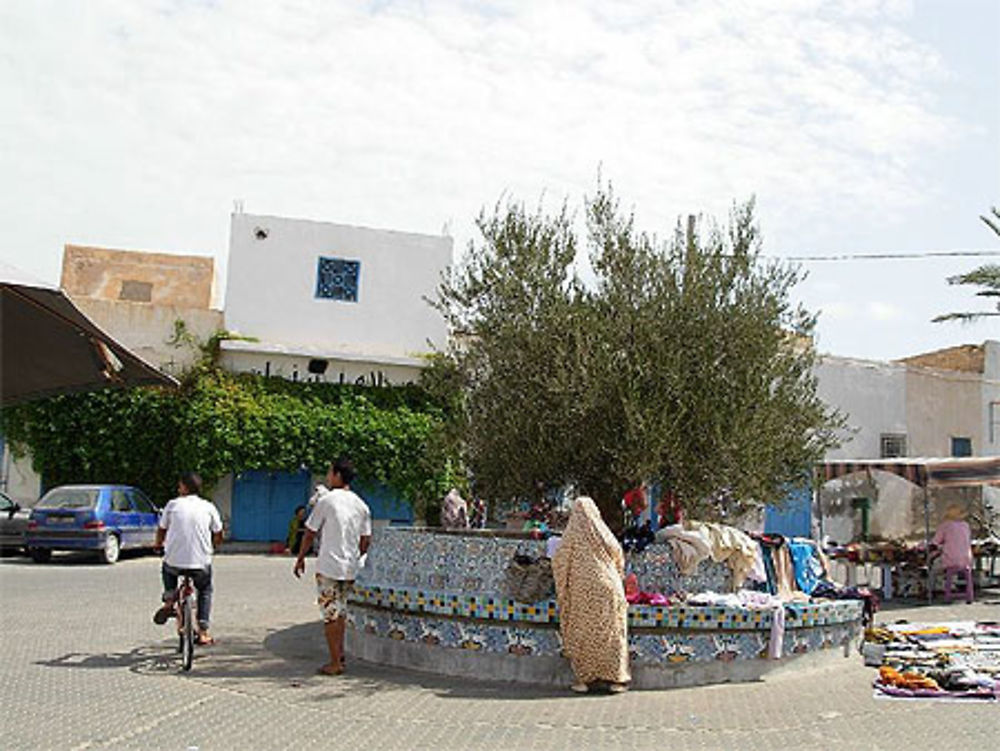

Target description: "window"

left=119, top=280, right=153, bottom=302
left=110, top=489, right=132, bottom=512
left=951, top=437, right=972, bottom=457
left=880, top=433, right=907, bottom=458
left=130, top=490, right=156, bottom=514
left=315, top=257, right=360, bottom=302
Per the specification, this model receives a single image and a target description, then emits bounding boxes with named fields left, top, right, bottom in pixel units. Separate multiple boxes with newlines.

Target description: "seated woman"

left=932, top=504, right=974, bottom=604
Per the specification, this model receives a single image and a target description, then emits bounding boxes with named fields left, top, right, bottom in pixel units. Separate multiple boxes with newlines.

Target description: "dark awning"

left=816, top=456, right=1000, bottom=488
left=1, top=263, right=177, bottom=406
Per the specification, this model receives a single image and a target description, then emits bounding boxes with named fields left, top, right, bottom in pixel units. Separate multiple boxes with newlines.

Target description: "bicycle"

left=173, top=573, right=198, bottom=671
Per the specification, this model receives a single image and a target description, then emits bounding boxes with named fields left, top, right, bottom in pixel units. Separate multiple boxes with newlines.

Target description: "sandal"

left=316, top=664, right=344, bottom=676
left=195, top=634, right=216, bottom=646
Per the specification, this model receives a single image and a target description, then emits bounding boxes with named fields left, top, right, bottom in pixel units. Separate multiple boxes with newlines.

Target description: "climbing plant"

left=0, top=369, right=461, bottom=511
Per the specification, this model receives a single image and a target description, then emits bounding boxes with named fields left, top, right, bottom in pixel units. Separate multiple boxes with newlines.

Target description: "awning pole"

left=924, top=483, right=932, bottom=605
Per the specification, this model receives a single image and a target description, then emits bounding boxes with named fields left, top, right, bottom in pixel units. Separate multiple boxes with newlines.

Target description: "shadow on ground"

left=32, top=620, right=575, bottom=700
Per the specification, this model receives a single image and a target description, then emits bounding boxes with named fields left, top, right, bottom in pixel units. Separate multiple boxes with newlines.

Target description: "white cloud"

left=0, top=0, right=995, bottom=361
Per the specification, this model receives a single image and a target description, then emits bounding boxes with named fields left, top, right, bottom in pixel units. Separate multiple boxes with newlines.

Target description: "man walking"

left=153, top=472, right=224, bottom=645
left=293, top=457, right=371, bottom=675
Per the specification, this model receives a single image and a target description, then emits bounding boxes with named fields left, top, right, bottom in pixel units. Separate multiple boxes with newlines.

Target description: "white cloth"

left=655, top=524, right=713, bottom=574
left=306, top=487, right=372, bottom=580
left=159, top=494, right=223, bottom=569
left=546, top=535, right=562, bottom=558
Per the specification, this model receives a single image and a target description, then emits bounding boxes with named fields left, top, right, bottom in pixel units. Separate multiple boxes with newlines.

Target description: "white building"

left=809, top=341, right=1000, bottom=543
left=221, top=213, right=453, bottom=385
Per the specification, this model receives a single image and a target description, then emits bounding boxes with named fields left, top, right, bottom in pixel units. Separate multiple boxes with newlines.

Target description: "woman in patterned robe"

left=552, top=497, right=630, bottom=693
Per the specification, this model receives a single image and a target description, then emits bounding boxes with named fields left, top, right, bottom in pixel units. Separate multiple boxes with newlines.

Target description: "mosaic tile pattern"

left=347, top=605, right=860, bottom=664
left=351, top=529, right=863, bottom=669
left=359, top=528, right=731, bottom=596
left=349, top=583, right=863, bottom=629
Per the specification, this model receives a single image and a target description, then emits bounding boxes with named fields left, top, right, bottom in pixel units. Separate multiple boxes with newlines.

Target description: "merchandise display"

left=865, top=621, right=1000, bottom=701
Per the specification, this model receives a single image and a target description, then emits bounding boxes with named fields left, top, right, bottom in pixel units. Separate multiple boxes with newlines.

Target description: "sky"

left=1, top=0, right=998, bottom=361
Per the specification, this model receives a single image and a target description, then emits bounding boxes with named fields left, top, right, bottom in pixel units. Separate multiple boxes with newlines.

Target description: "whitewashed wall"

left=224, top=213, right=452, bottom=360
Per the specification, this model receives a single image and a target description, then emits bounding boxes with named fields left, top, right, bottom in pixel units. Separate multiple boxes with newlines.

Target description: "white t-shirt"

left=160, top=494, right=223, bottom=569
left=305, top=487, right=372, bottom=580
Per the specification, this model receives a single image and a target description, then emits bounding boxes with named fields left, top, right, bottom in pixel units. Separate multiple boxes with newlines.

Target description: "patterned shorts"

left=315, top=574, right=354, bottom=622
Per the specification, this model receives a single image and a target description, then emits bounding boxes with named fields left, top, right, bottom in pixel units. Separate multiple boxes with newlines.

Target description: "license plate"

left=49, top=516, right=74, bottom=525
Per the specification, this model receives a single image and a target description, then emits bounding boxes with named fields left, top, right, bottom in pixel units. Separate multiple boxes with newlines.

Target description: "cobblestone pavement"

left=1, top=554, right=996, bottom=750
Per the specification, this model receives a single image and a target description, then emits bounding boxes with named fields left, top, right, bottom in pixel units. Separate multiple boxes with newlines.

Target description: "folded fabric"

left=683, top=521, right=759, bottom=590
left=655, top=524, right=713, bottom=575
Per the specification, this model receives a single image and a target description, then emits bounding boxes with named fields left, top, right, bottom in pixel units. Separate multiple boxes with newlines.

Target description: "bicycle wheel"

left=180, top=595, right=194, bottom=671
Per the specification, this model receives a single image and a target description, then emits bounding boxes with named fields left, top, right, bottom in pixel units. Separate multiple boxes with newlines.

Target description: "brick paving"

left=1, top=553, right=996, bottom=750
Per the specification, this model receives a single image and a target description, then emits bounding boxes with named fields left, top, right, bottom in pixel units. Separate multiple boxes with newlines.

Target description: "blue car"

left=26, top=485, right=160, bottom=564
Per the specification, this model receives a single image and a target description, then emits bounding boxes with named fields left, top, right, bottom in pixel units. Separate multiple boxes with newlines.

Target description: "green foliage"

left=429, top=182, right=844, bottom=524
left=934, top=207, right=1000, bottom=323
left=1, top=370, right=460, bottom=509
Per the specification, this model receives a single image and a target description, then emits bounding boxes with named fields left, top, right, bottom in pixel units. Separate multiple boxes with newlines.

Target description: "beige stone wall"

left=896, top=344, right=984, bottom=374
left=71, top=298, right=223, bottom=376
left=61, top=245, right=215, bottom=310
left=905, top=366, right=981, bottom=456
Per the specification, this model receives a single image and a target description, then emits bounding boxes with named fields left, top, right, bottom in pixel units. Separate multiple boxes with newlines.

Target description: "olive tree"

left=428, top=184, right=843, bottom=523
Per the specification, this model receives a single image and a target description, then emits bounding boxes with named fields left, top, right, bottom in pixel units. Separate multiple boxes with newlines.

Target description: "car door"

left=107, top=488, right=137, bottom=548
left=129, top=489, right=159, bottom=548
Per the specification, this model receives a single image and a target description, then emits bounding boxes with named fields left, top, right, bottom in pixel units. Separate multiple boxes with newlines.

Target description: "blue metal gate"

left=764, top=485, right=812, bottom=538
left=231, top=469, right=311, bottom=542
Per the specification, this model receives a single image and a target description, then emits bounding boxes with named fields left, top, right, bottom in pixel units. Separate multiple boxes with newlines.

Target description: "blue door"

left=353, top=480, right=413, bottom=525
left=764, top=486, right=812, bottom=538
left=232, top=470, right=311, bottom=542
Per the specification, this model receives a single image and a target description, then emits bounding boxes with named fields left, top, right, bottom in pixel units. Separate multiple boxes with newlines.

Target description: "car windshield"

left=36, top=488, right=99, bottom=509
left=0, top=492, right=13, bottom=511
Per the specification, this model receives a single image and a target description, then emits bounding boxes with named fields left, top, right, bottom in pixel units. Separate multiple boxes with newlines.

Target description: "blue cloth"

left=787, top=539, right=824, bottom=595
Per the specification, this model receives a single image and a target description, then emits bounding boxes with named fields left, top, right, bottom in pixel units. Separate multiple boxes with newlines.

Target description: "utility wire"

left=779, top=249, right=1000, bottom=262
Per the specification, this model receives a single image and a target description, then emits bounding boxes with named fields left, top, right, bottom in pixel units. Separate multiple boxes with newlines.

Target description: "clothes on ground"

left=159, top=494, right=223, bottom=570
left=867, top=621, right=999, bottom=701
left=552, top=497, right=630, bottom=686
left=306, top=487, right=372, bottom=580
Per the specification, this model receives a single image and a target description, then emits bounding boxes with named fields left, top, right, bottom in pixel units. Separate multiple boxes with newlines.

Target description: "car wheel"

left=101, top=534, right=120, bottom=565
left=30, top=548, right=52, bottom=563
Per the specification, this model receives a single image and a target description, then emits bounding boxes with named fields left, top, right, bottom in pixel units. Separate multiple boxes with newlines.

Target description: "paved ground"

left=0, top=553, right=996, bottom=751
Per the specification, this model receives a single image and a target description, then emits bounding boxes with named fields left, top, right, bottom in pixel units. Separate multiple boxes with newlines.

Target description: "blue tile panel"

left=346, top=606, right=860, bottom=663
left=349, top=584, right=862, bottom=629
left=358, top=527, right=731, bottom=596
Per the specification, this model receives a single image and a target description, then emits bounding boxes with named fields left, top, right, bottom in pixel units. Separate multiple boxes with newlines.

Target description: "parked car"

left=0, top=490, right=31, bottom=554
left=26, top=485, right=160, bottom=564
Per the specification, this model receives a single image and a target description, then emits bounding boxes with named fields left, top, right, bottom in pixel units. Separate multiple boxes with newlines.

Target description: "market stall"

left=864, top=621, right=1000, bottom=701
left=817, top=457, right=1000, bottom=601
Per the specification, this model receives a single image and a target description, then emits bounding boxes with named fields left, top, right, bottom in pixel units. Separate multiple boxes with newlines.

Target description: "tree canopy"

left=428, top=184, right=844, bottom=524
left=933, top=207, right=1000, bottom=324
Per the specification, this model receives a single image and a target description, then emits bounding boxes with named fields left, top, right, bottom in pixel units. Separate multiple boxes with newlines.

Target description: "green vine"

left=0, top=370, right=462, bottom=513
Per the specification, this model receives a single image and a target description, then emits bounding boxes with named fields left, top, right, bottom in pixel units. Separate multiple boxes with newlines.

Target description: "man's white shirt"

left=160, top=494, right=223, bottom=569
left=305, top=487, right=372, bottom=579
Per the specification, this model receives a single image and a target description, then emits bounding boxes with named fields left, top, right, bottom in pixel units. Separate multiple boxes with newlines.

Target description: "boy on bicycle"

left=153, top=472, right=224, bottom=645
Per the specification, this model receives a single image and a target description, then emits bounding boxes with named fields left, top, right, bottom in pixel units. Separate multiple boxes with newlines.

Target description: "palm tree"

left=933, top=207, right=1000, bottom=323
